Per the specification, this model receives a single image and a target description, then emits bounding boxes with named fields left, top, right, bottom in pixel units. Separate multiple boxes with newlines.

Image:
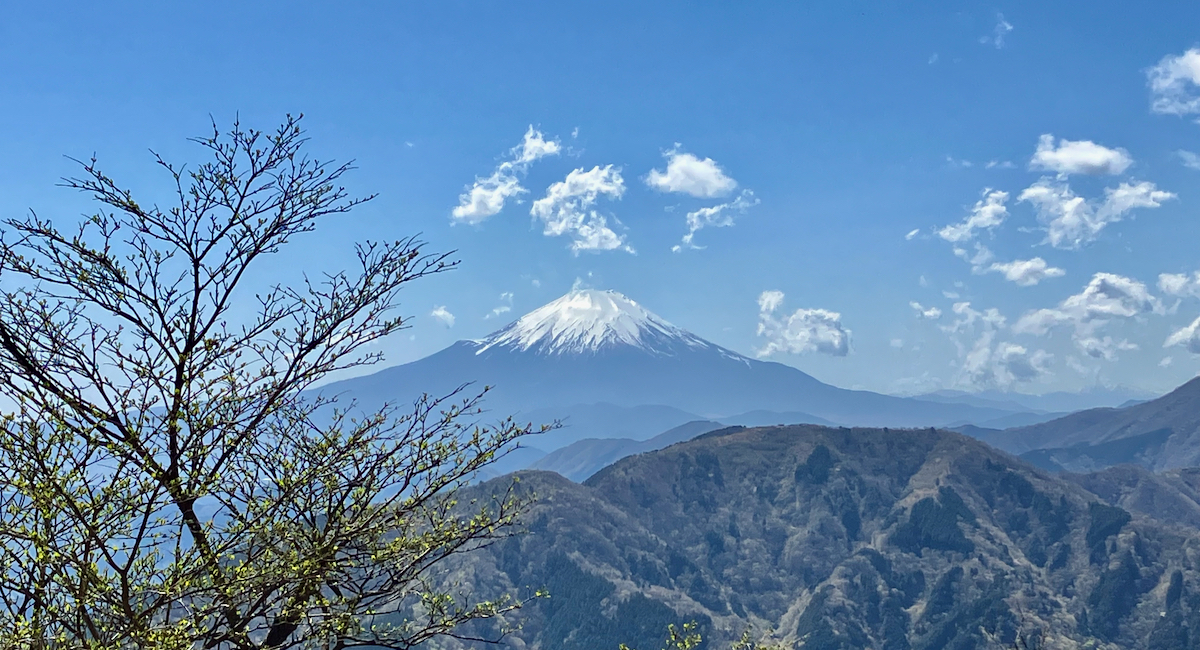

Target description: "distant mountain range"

left=982, top=376, right=1200, bottom=472
left=916, top=386, right=1159, bottom=414
left=529, top=420, right=726, bottom=481
left=426, top=424, right=1200, bottom=650
left=319, top=290, right=1062, bottom=450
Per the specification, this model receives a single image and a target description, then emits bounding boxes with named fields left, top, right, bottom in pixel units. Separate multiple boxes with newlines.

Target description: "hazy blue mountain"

left=719, top=409, right=836, bottom=427
left=432, top=424, right=1200, bottom=650
left=530, top=420, right=726, bottom=481
left=916, top=386, right=1160, bottom=415
left=987, top=376, right=1200, bottom=472
left=510, top=403, right=706, bottom=450
left=951, top=410, right=1070, bottom=430
left=318, top=290, right=1030, bottom=445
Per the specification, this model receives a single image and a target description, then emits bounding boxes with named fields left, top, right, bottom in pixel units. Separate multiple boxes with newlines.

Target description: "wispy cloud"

left=452, top=126, right=561, bottom=224
left=485, top=292, right=515, bottom=319
left=672, top=190, right=758, bottom=252
left=980, top=14, right=1013, bottom=49
left=937, top=189, right=1009, bottom=243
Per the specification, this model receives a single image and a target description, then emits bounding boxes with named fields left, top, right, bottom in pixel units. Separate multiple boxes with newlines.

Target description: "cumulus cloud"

left=645, top=147, right=738, bottom=198
left=672, top=190, right=758, bottom=252
left=755, top=291, right=850, bottom=357
left=452, top=126, right=561, bottom=224
left=960, top=331, right=1052, bottom=388
left=1029, top=134, right=1132, bottom=176
left=980, top=14, right=1013, bottom=49
left=1160, top=271, right=1200, bottom=298
left=1014, top=273, right=1160, bottom=359
left=531, top=165, right=633, bottom=254
left=910, top=301, right=942, bottom=319
left=1019, top=178, right=1174, bottom=249
left=1161, top=356, right=1175, bottom=367
left=430, top=306, right=456, bottom=328
left=986, top=257, right=1066, bottom=286
left=905, top=228, right=920, bottom=240
left=1147, top=48, right=1200, bottom=116
left=956, top=331, right=1052, bottom=389
left=937, top=189, right=1009, bottom=243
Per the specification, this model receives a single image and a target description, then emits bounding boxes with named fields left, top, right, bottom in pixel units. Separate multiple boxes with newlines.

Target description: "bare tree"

left=0, top=115, right=546, bottom=649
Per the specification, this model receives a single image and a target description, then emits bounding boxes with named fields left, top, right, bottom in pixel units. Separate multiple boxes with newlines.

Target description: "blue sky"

left=4, top=1, right=1200, bottom=395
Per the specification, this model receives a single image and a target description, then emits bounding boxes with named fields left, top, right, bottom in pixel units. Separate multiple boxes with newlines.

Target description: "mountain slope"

left=319, top=290, right=1030, bottom=436
left=434, top=425, right=1200, bottom=650
left=530, top=420, right=727, bottom=481
left=990, top=376, right=1200, bottom=471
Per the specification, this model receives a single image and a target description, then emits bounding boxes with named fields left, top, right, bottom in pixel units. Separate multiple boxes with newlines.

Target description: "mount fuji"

left=319, top=290, right=1028, bottom=447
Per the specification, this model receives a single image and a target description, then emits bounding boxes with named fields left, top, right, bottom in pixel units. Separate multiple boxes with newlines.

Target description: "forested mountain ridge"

left=434, top=425, right=1200, bottom=650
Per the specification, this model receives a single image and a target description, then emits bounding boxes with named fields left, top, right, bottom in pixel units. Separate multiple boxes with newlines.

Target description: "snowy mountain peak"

left=474, top=289, right=710, bottom=356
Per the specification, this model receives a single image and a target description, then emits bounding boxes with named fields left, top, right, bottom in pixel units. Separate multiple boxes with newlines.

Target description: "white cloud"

left=758, top=290, right=785, bottom=313
left=1178, top=150, right=1200, bottom=170
left=980, top=14, right=1013, bottom=49
left=937, top=189, right=1009, bottom=243
left=891, top=338, right=905, bottom=348
left=928, top=53, right=939, bottom=65
left=943, top=290, right=960, bottom=299
left=531, top=165, right=633, bottom=254
left=1161, top=356, right=1175, bottom=367
left=672, top=190, right=758, bottom=251
left=430, top=306, right=456, bottom=328
left=998, top=343, right=1053, bottom=382
left=1014, top=273, right=1160, bottom=335
left=485, top=292, right=514, bottom=319
left=954, top=243, right=995, bottom=272
left=755, top=291, right=850, bottom=357
left=905, top=228, right=920, bottom=240
left=946, top=155, right=974, bottom=168
left=1029, top=134, right=1132, bottom=176
left=645, top=147, right=738, bottom=198
left=1076, top=336, right=1138, bottom=360
left=452, top=126, right=561, bottom=224
left=1019, top=178, right=1174, bottom=249
left=910, top=301, right=942, bottom=319
left=941, top=301, right=1006, bottom=334
left=1166, top=315, right=1200, bottom=354
left=957, top=331, right=1053, bottom=389
left=1014, top=272, right=1160, bottom=359
left=1160, top=271, right=1200, bottom=298
left=986, top=257, right=1066, bottom=286
left=1147, top=48, right=1200, bottom=116
left=985, top=160, right=1015, bottom=169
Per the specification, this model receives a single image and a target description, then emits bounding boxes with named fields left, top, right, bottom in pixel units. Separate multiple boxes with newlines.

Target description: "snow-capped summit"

left=474, top=289, right=711, bottom=356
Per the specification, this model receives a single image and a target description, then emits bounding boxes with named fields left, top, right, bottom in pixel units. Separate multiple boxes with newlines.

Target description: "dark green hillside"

left=435, top=425, right=1200, bottom=649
